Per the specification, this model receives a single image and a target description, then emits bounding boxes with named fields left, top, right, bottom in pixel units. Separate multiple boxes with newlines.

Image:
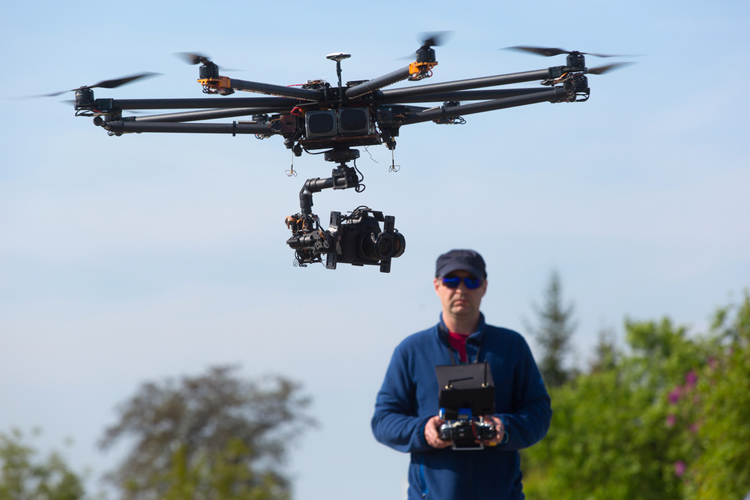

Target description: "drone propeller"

left=176, top=52, right=240, bottom=71
left=505, top=46, right=625, bottom=58
left=398, top=31, right=453, bottom=61
left=586, top=62, right=634, bottom=75
left=177, top=52, right=213, bottom=65
left=39, top=72, right=159, bottom=97
left=419, top=31, right=452, bottom=50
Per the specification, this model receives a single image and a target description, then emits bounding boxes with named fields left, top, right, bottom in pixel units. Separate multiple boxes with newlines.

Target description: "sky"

left=1, top=1, right=749, bottom=499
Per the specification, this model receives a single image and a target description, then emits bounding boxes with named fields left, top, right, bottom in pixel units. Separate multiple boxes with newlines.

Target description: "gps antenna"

left=326, top=52, right=351, bottom=103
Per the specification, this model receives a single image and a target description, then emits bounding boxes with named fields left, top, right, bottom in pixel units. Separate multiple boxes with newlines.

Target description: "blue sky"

left=1, top=1, right=749, bottom=499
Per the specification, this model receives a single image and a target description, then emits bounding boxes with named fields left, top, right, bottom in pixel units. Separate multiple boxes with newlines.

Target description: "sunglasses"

left=441, top=276, right=483, bottom=290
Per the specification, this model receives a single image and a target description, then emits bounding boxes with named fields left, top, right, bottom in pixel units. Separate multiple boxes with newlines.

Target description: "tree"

left=522, top=291, right=750, bottom=500
left=526, top=270, right=578, bottom=387
left=99, top=365, right=315, bottom=500
left=588, top=327, right=617, bottom=374
left=0, top=428, right=88, bottom=500
left=523, top=316, right=709, bottom=500
left=686, top=291, right=750, bottom=500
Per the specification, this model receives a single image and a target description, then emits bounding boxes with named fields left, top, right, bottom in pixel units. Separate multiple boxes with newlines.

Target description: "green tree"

left=588, top=327, right=617, bottom=374
left=0, top=429, right=87, bottom=500
left=685, top=291, right=750, bottom=500
left=523, top=292, right=750, bottom=500
left=523, top=316, right=709, bottom=500
left=99, top=365, right=314, bottom=500
left=160, top=440, right=286, bottom=500
left=526, top=270, right=578, bottom=387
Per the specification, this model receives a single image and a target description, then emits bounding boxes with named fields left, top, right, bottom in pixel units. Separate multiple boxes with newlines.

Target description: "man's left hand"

left=479, top=415, right=505, bottom=446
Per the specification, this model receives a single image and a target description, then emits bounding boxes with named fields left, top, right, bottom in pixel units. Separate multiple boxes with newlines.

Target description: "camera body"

left=286, top=206, right=405, bottom=273
left=438, top=407, right=496, bottom=450
left=327, top=207, right=405, bottom=272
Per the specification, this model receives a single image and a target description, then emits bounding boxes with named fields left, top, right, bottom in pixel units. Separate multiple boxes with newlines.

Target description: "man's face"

left=433, top=269, right=488, bottom=320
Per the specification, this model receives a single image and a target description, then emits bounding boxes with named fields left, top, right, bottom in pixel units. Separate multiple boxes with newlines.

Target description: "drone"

left=56, top=36, right=630, bottom=273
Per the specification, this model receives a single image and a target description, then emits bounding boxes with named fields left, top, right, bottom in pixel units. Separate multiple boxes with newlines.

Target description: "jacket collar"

left=437, top=312, right=486, bottom=343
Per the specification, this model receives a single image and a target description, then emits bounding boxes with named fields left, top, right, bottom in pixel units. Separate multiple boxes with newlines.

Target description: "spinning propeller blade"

left=398, top=31, right=453, bottom=60
left=176, top=52, right=240, bottom=71
left=92, top=73, right=160, bottom=89
left=177, top=52, right=213, bottom=65
left=37, top=72, right=160, bottom=97
left=586, top=62, right=634, bottom=75
left=419, top=31, right=452, bottom=50
left=505, top=46, right=625, bottom=58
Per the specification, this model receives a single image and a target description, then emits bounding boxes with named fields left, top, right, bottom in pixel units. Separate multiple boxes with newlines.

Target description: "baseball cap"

left=435, top=249, right=487, bottom=279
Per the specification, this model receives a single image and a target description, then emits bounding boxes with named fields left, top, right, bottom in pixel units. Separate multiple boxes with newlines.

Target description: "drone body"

left=64, top=42, right=628, bottom=272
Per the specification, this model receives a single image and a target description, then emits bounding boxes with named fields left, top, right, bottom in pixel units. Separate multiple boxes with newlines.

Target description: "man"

left=371, top=249, right=551, bottom=500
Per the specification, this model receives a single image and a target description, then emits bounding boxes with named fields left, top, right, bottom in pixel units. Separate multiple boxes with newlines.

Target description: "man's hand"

left=424, top=415, right=451, bottom=448
left=480, top=415, right=505, bottom=446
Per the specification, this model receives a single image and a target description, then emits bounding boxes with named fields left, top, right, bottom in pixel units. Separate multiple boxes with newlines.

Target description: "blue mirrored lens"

left=442, top=277, right=481, bottom=289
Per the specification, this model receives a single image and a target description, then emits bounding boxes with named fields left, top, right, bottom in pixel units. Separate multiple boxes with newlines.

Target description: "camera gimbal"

left=285, top=147, right=406, bottom=273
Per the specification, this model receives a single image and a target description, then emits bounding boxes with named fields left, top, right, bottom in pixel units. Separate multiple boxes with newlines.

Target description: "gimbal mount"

left=298, top=147, right=364, bottom=216
left=285, top=147, right=406, bottom=273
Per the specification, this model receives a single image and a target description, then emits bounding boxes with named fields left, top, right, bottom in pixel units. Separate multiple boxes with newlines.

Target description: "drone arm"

left=102, top=97, right=300, bottom=110
left=378, top=87, right=552, bottom=104
left=378, top=69, right=552, bottom=100
left=400, top=87, right=566, bottom=125
left=130, top=107, right=292, bottom=123
left=345, top=66, right=413, bottom=98
left=99, top=120, right=277, bottom=135
left=227, top=79, right=324, bottom=101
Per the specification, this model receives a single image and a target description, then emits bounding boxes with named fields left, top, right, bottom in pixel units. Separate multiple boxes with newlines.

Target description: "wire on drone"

left=352, top=160, right=366, bottom=193
left=389, top=150, right=401, bottom=173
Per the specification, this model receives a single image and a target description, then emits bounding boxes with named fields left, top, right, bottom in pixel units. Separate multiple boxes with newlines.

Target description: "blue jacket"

left=371, top=314, right=551, bottom=500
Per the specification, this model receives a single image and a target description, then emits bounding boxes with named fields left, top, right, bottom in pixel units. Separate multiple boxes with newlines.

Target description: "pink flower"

left=666, top=414, right=676, bottom=427
left=708, top=356, right=717, bottom=369
left=685, top=370, right=698, bottom=388
left=674, top=460, right=686, bottom=477
left=689, top=423, right=700, bottom=433
left=668, top=386, right=682, bottom=404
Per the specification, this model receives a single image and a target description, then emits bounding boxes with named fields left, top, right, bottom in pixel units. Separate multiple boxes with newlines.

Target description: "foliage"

left=522, top=291, right=750, bottom=500
left=526, top=270, right=578, bottom=387
left=0, top=429, right=87, bottom=500
left=588, top=327, right=617, bottom=374
left=159, top=440, right=287, bottom=500
left=99, top=365, right=314, bottom=500
left=686, top=292, right=750, bottom=499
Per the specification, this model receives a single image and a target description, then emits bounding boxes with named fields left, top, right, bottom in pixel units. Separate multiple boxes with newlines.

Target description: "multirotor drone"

left=56, top=37, right=629, bottom=273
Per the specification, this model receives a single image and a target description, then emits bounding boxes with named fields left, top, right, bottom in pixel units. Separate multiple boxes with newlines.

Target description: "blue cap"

left=435, top=249, right=487, bottom=279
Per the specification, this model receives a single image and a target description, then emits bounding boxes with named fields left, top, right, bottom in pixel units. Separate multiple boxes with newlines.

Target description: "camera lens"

left=372, top=232, right=406, bottom=259
left=375, top=233, right=395, bottom=258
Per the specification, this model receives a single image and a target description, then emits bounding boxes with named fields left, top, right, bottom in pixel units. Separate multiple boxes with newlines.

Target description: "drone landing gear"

left=285, top=147, right=405, bottom=273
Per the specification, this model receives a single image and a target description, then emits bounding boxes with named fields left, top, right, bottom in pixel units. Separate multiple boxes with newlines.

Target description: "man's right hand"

left=424, top=415, right=452, bottom=448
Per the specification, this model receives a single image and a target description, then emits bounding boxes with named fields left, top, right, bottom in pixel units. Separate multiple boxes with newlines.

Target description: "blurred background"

left=1, top=0, right=748, bottom=499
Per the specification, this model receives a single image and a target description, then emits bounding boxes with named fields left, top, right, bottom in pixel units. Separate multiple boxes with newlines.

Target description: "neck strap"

left=439, top=322, right=481, bottom=365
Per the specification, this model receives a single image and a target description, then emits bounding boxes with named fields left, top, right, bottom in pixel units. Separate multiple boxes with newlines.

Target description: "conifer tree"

left=526, top=270, right=578, bottom=387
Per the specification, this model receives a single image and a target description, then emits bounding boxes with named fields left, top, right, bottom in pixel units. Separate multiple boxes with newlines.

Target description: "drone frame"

left=67, top=45, right=624, bottom=272
left=76, top=50, right=599, bottom=154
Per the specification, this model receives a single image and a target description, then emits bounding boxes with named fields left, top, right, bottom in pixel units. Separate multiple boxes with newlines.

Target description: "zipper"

left=419, top=454, right=428, bottom=498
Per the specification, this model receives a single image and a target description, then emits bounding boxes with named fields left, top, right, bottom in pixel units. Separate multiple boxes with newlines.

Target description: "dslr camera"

left=286, top=206, right=405, bottom=273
